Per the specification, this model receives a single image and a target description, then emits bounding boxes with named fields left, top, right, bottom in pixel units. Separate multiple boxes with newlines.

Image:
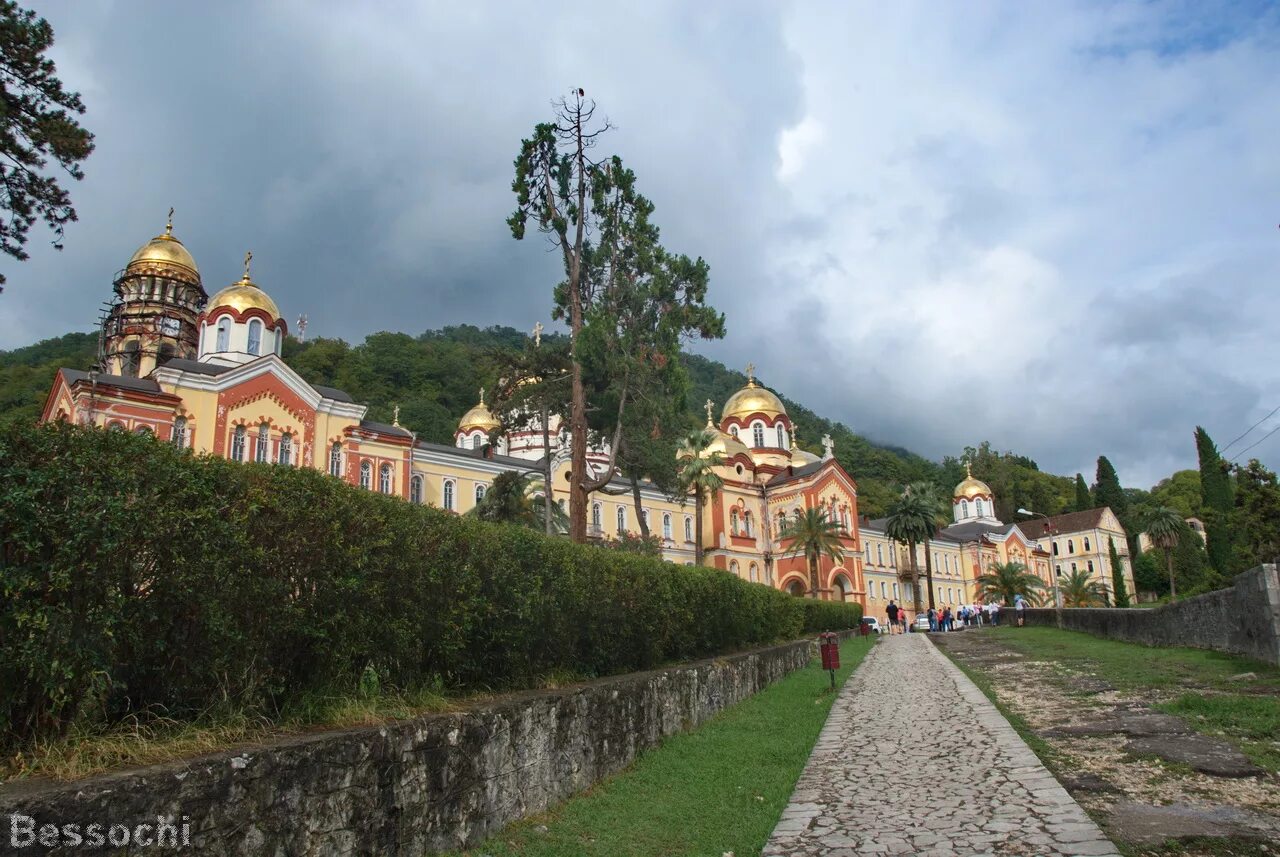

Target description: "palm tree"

left=1146, top=506, right=1183, bottom=601
left=677, top=427, right=725, bottom=566
left=977, top=561, right=1044, bottom=606
left=1058, top=567, right=1107, bottom=607
left=472, top=470, right=569, bottom=532
left=908, top=481, right=948, bottom=610
left=780, top=508, right=845, bottom=598
left=885, top=489, right=934, bottom=612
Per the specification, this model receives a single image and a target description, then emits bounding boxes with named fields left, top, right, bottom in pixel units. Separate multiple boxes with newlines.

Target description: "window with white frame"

left=379, top=463, right=393, bottom=494
left=881, top=581, right=887, bottom=598
left=752, top=422, right=765, bottom=447
left=641, top=508, right=650, bottom=531
left=231, top=425, right=246, bottom=461
left=749, top=563, right=759, bottom=583
left=475, top=484, right=486, bottom=504
left=729, top=560, right=739, bottom=577
left=877, top=544, right=884, bottom=566
left=443, top=480, right=455, bottom=510
left=684, top=516, right=692, bottom=542
left=256, top=423, right=269, bottom=462
left=730, top=509, right=739, bottom=534
left=472, top=434, right=482, bottom=449
left=592, top=502, right=602, bottom=529
left=278, top=433, right=292, bottom=466
left=893, top=582, right=900, bottom=599
left=1068, top=540, right=1075, bottom=554
left=1084, top=537, right=1091, bottom=551
left=171, top=417, right=187, bottom=448
left=616, top=505, right=626, bottom=533
left=410, top=475, right=423, bottom=504
left=247, top=319, right=262, bottom=356
left=360, top=461, right=372, bottom=490
left=1087, top=560, right=1094, bottom=574
left=215, top=317, right=230, bottom=352
left=329, top=442, right=342, bottom=477
left=662, top=513, right=672, bottom=539
left=776, top=425, right=785, bottom=448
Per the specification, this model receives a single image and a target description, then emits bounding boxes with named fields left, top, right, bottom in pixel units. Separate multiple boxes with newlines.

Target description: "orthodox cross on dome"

left=165, top=207, right=174, bottom=236
left=821, top=433, right=834, bottom=460
left=532, top=321, right=543, bottom=348
left=243, top=250, right=253, bottom=281
left=705, top=398, right=715, bottom=426
left=479, top=386, right=486, bottom=405
left=392, top=404, right=400, bottom=428
left=745, top=362, right=755, bottom=385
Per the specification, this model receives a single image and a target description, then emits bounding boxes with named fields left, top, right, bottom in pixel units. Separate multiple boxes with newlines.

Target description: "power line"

left=1231, top=422, right=1280, bottom=462
left=1221, top=403, right=1280, bottom=453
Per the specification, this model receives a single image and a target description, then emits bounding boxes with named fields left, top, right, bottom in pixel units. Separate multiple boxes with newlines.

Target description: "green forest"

left=4, top=325, right=1280, bottom=597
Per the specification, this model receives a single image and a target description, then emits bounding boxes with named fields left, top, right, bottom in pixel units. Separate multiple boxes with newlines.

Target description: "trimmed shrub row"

left=0, top=421, right=861, bottom=749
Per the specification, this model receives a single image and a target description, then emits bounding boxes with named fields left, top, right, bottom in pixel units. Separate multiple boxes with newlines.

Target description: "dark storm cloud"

left=4, top=1, right=1279, bottom=491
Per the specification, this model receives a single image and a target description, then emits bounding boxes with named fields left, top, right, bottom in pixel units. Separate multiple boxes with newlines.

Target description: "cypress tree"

left=1074, top=473, right=1092, bottom=511
left=1195, top=426, right=1235, bottom=579
left=1094, top=456, right=1128, bottom=518
left=1108, top=536, right=1130, bottom=607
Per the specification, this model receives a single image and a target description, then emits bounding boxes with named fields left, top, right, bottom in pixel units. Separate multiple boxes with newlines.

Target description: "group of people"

left=881, top=599, right=1013, bottom=634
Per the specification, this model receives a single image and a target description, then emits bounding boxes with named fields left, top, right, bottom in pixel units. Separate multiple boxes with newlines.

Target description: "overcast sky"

left=3, top=1, right=1278, bottom=489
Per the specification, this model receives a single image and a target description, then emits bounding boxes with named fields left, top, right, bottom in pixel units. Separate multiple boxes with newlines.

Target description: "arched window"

left=410, top=475, right=423, bottom=504
left=134, top=425, right=152, bottom=436
left=472, top=434, right=482, bottom=449
left=835, top=576, right=850, bottom=602
left=278, top=433, right=292, bottom=466
left=1083, top=537, right=1091, bottom=552
left=616, top=505, right=626, bottom=533
left=107, top=420, right=126, bottom=431
left=122, top=341, right=141, bottom=377
left=975, top=499, right=984, bottom=517
left=592, top=502, right=602, bottom=530
left=729, top=426, right=739, bottom=438
left=961, top=499, right=969, bottom=518
left=729, top=560, right=739, bottom=577
left=379, top=463, right=393, bottom=494
left=776, top=510, right=787, bottom=534
left=743, top=512, right=753, bottom=536
left=641, top=508, right=650, bottom=531
left=893, top=582, right=900, bottom=599
left=749, top=563, right=759, bottom=583
left=877, top=544, right=884, bottom=565
left=776, top=425, right=785, bottom=448
left=881, top=581, right=887, bottom=598
left=443, top=480, right=455, bottom=511
left=1070, top=562, right=1078, bottom=573
left=890, top=546, right=896, bottom=568
left=215, top=317, right=230, bottom=352
left=247, top=320, right=263, bottom=356
left=475, top=484, right=486, bottom=504
left=662, top=513, right=672, bottom=540
left=329, top=442, right=342, bottom=477
left=171, top=417, right=187, bottom=448
left=1056, top=564, right=1062, bottom=576
left=752, top=422, right=765, bottom=447
left=256, top=423, right=269, bottom=462
left=684, top=516, right=692, bottom=542
left=231, top=425, right=246, bottom=461
left=1067, top=540, right=1075, bottom=554
left=730, top=509, right=739, bottom=534
left=1087, top=560, right=1095, bottom=574
left=1052, top=542, right=1059, bottom=555
left=360, top=461, right=372, bottom=490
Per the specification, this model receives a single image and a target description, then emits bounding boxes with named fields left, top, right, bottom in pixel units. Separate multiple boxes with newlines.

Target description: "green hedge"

left=0, top=421, right=861, bottom=749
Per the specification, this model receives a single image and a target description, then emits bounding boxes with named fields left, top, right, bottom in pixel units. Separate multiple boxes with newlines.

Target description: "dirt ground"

left=933, top=629, right=1280, bottom=856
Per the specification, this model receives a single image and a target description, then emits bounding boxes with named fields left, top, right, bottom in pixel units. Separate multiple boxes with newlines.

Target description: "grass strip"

left=447, top=635, right=875, bottom=857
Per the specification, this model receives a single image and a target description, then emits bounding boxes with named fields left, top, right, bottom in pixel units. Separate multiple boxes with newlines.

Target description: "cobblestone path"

left=763, top=633, right=1121, bottom=857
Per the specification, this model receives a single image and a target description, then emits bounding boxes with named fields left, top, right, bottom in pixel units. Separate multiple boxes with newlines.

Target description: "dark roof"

left=358, top=419, right=412, bottom=437
left=313, top=384, right=354, bottom=403
left=938, top=520, right=1019, bottom=542
left=416, top=440, right=546, bottom=471
left=160, top=358, right=232, bottom=376
left=61, top=368, right=160, bottom=394
left=766, top=459, right=827, bottom=487
left=860, top=516, right=962, bottom=545
left=1017, top=508, right=1110, bottom=539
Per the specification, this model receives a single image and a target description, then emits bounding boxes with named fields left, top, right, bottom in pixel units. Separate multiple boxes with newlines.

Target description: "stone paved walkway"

left=763, top=633, right=1121, bottom=857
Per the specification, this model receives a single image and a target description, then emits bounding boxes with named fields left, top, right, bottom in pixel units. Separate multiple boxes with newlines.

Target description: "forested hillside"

left=1, top=326, right=1075, bottom=517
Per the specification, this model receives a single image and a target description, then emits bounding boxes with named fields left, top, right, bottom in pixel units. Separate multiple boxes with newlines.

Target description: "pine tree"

left=1074, top=473, right=1092, bottom=511
left=1195, top=427, right=1235, bottom=580
left=1108, top=536, right=1130, bottom=607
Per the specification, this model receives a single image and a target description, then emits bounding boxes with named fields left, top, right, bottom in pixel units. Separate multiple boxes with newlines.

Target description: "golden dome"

left=790, top=430, right=820, bottom=465
left=704, top=426, right=751, bottom=462
left=206, top=251, right=282, bottom=320
left=125, top=214, right=200, bottom=282
left=458, top=388, right=501, bottom=433
left=954, top=463, right=993, bottom=500
left=722, top=365, right=786, bottom=423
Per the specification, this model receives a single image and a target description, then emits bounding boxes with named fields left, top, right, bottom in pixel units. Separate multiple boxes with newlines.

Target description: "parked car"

left=860, top=617, right=883, bottom=635
left=912, top=615, right=931, bottom=632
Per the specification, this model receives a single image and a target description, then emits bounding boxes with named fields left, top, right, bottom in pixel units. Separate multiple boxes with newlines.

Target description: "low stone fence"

left=1, top=637, right=821, bottom=855
left=1023, top=564, right=1280, bottom=666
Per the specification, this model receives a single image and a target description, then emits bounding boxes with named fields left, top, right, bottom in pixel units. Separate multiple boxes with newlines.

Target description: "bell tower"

left=101, top=210, right=206, bottom=377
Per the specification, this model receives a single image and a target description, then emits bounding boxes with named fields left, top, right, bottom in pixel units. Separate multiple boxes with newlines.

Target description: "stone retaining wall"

left=1, top=638, right=819, bottom=855
left=1023, top=564, right=1280, bottom=666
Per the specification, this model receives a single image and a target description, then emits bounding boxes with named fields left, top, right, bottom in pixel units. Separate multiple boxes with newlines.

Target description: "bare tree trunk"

left=542, top=402, right=552, bottom=536
left=694, top=491, right=704, bottom=566
left=924, top=536, right=936, bottom=610
left=631, top=475, right=649, bottom=537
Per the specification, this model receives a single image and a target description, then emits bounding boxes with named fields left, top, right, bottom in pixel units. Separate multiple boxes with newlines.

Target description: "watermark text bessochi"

left=9, top=813, right=192, bottom=849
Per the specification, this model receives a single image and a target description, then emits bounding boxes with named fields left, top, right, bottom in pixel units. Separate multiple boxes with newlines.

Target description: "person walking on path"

left=886, top=600, right=899, bottom=635
left=1014, top=593, right=1028, bottom=627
